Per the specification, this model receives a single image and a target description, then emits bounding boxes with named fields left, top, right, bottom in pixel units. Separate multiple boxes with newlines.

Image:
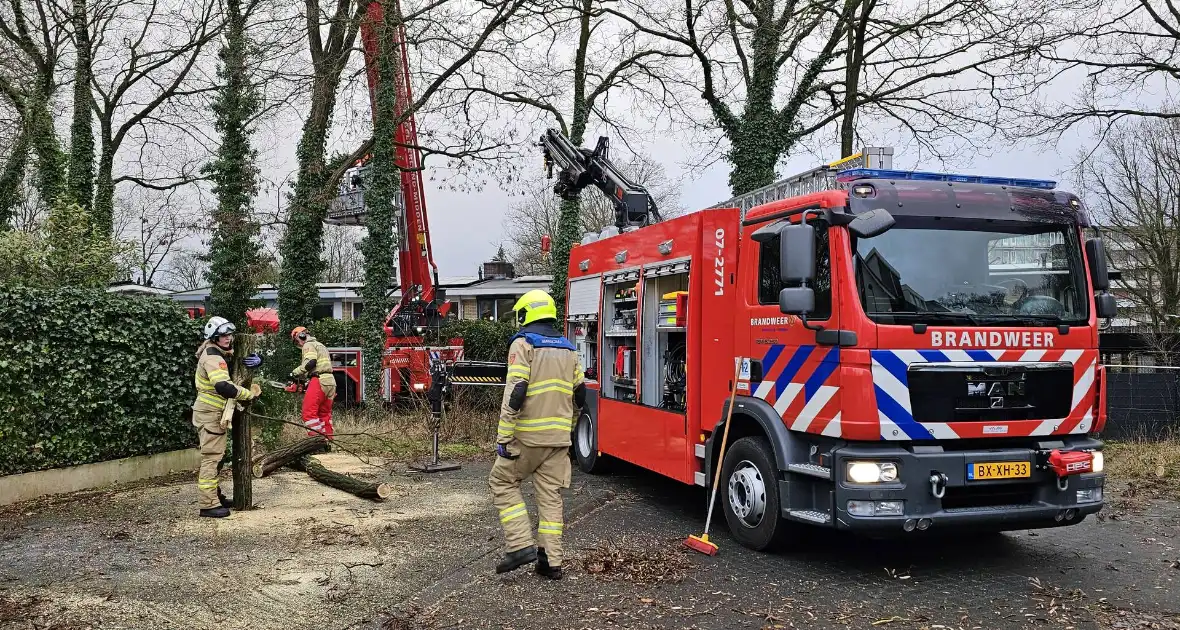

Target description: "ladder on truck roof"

left=709, top=146, right=894, bottom=217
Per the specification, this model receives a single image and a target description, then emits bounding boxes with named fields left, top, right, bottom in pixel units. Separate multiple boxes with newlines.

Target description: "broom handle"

left=702, top=360, right=742, bottom=536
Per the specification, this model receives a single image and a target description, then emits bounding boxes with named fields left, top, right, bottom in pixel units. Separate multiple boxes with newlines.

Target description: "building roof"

left=169, top=275, right=552, bottom=303
left=107, top=282, right=175, bottom=296
left=445, top=276, right=553, bottom=298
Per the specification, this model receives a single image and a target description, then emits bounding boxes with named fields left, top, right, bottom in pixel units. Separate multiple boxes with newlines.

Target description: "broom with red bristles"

left=684, top=360, right=742, bottom=556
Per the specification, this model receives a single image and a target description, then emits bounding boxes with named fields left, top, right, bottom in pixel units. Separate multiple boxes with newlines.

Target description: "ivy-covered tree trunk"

left=548, top=197, right=580, bottom=319
left=358, top=0, right=402, bottom=401
left=28, top=95, right=67, bottom=206
left=92, top=137, right=116, bottom=240
left=727, top=28, right=790, bottom=196
left=275, top=2, right=362, bottom=374
left=67, top=0, right=95, bottom=217
left=204, top=0, right=261, bottom=329
left=547, top=1, right=592, bottom=314
left=0, top=129, right=29, bottom=227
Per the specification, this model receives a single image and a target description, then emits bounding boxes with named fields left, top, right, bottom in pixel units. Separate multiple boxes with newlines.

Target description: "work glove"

left=219, top=402, right=236, bottom=431
left=250, top=383, right=262, bottom=398
left=496, top=443, right=518, bottom=460
left=243, top=353, right=263, bottom=369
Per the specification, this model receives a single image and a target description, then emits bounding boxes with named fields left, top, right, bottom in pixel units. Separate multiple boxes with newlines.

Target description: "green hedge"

left=436, top=319, right=517, bottom=362
left=0, top=287, right=201, bottom=476
left=308, top=317, right=516, bottom=362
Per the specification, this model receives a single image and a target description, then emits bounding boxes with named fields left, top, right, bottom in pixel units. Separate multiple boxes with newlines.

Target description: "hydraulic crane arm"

left=357, top=0, right=449, bottom=336
left=540, top=129, right=662, bottom=230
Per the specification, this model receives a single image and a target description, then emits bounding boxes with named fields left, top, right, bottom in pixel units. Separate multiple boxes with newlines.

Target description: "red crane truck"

left=545, top=136, right=1117, bottom=550
left=327, top=0, right=464, bottom=401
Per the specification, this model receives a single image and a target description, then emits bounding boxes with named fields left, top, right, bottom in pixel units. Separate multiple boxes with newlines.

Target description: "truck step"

left=694, top=443, right=706, bottom=459
left=788, top=510, right=832, bottom=525
left=693, top=472, right=707, bottom=486
left=787, top=463, right=832, bottom=480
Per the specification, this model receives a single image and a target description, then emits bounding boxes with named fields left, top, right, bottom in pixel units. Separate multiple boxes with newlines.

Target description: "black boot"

left=218, top=492, right=233, bottom=509
left=199, top=506, right=231, bottom=518
left=536, top=548, right=563, bottom=580
left=495, top=545, right=537, bottom=574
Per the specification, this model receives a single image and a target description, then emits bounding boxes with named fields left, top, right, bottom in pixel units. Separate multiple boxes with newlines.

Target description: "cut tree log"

left=252, top=437, right=329, bottom=478
left=294, top=455, right=391, bottom=501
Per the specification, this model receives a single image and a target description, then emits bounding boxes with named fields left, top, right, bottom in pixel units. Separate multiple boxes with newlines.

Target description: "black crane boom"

left=539, top=129, right=662, bottom=230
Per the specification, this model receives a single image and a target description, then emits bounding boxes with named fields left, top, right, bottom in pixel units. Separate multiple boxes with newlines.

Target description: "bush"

left=309, top=318, right=366, bottom=347
left=0, top=287, right=201, bottom=476
left=0, top=202, right=125, bottom=289
left=436, top=319, right=517, bottom=362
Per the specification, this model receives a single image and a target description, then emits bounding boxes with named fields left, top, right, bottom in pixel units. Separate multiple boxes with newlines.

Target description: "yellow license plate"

left=968, top=461, right=1031, bottom=480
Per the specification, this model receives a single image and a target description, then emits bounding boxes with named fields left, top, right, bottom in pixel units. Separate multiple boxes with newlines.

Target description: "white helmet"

left=203, top=316, right=236, bottom=340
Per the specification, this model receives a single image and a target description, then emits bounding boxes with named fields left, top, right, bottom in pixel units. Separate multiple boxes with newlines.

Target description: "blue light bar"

left=836, top=168, right=1056, bottom=190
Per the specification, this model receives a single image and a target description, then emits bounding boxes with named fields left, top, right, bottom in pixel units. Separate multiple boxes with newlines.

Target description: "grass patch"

left=256, top=387, right=500, bottom=463
left=1100, top=439, right=1180, bottom=517
left=1103, top=439, right=1180, bottom=483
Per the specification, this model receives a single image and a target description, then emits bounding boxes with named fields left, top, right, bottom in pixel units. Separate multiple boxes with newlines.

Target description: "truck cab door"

left=741, top=216, right=843, bottom=435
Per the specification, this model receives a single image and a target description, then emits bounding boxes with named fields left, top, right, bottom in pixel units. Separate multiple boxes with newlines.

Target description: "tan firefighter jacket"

left=193, top=341, right=254, bottom=413
left=498, top=324, right=585, bottom=448
left=292, top=337, right=334, bottom=388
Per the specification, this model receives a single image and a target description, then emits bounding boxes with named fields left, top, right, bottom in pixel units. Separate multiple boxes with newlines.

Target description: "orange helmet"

left=290, top=326, right=309, bottom=342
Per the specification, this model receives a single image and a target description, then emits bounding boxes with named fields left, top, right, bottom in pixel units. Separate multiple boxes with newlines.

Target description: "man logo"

left=990, top=396, right=1005, bottom=409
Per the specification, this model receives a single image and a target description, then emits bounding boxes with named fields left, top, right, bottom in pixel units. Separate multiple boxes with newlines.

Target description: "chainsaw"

left=262, top=379, right=305, bottom=393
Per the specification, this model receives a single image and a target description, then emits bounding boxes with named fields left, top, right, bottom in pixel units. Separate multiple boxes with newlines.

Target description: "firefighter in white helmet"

left=192, top=316, right=262, bottom=518
left=489, top=289, right=585, bottom=579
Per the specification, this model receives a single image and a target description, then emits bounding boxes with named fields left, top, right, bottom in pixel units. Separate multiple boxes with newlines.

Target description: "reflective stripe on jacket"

left=292, top=338, right=334, bottom=387
left=192, top=342, right=252, bottom=412
left=498, top=328, right=583, bottom=448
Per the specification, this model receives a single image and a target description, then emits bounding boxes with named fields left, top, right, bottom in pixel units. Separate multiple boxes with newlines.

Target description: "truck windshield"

left=852, top=217, right=1088, bottom=326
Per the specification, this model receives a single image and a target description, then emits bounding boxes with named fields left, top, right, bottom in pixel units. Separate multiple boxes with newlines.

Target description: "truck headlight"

left=1091, top=451, right=1104, bottom=473
left=846, top=461, right=899, bottom=484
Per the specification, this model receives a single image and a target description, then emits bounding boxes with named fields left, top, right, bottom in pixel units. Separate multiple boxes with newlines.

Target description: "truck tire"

left=720, top=436, right=787, bottom=551
left=572, top=410, right=607, bottom=474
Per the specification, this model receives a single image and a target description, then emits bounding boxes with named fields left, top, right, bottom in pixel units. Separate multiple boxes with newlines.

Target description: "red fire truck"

left=547, top=138, right=1116, bottom=550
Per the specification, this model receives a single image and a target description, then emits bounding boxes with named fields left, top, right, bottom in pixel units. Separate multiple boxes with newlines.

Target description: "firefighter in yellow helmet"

left=192, top=317, right=262, bottom=518
left=489, top=289, right=585, bottom=579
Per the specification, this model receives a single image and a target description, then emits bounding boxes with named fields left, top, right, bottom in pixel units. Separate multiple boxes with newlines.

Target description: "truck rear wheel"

left=720, top=436, right=787, bottom=551
left=573, top=410, right=607, bottom=474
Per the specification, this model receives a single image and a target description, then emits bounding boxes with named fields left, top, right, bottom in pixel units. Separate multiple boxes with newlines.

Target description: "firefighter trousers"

left=488, top=445, right=572, bottom=566
left=302, top=380, right=336, bottom=438
left=193, top=408, right=227, bottom=509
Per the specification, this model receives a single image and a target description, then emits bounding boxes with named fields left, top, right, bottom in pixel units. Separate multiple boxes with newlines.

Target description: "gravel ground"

left=0, top=454, right=1176, bottom=630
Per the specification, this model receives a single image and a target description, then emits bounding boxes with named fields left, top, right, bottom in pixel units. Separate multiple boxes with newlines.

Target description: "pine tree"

left=204, top=0, right=261, bottom=328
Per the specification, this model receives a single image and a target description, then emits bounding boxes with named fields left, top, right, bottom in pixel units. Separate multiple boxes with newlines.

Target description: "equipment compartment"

left=602, top=269, right=641, bottom=402
left=640, top=259, right=690, bottom=411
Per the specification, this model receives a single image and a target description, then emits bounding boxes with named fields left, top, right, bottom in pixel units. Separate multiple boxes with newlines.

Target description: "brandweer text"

left=931, top=331, right=1056, bottom=348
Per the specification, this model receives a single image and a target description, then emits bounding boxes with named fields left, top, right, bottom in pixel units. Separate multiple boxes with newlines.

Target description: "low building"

left=167, top=264, right=551, bottom=323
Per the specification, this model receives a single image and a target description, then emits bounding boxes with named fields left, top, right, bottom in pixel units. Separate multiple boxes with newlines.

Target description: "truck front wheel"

left=720, top=436, right=787, bottom=551
left=573, top=410, right=607, bottom=474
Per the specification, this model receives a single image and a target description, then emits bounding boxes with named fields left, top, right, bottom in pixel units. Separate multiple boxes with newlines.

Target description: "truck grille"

left=941, top=483, right=1037, bottom=510
left=908, top=363, right=1073, bottom=422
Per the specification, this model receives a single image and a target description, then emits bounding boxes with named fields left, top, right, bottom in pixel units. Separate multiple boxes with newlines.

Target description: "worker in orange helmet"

left=289, top=326, right=336, bottom=439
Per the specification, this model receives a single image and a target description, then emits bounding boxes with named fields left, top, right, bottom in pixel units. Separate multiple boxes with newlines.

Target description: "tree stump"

left=294, top=455, right=391, bottom=501
left=252, top=437, right=329, bottom=478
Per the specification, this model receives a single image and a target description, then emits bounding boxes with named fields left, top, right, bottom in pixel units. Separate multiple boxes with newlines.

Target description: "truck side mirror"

left=779, top=223, right=815, bottom=285
left=1085, top=238, right=1110, bottom=291
left=779, top=287, right=815, bottom=315
left=1095, top=292, right=1117, bottom=319
left=847, top=208, right=895, bottom=238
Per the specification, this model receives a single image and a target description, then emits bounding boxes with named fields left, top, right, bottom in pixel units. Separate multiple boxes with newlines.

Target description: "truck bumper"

left=825, top=437, right=1105, bottom=535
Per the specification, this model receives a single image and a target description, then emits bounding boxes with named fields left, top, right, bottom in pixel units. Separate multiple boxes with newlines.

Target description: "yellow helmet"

left=513, top=289, right=558, bottom=326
